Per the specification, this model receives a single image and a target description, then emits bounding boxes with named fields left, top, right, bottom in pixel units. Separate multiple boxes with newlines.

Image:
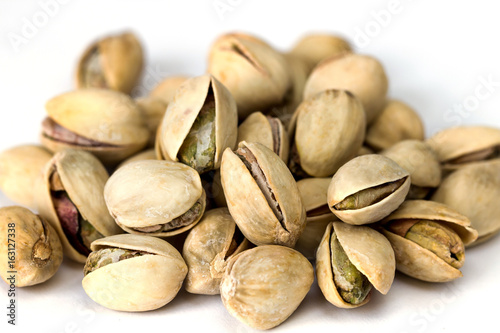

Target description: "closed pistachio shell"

left=149, top=76, right=189, bottom=104
left=0, top=145, right=52, bottom=208
left=136, top=96, right=168, bottom=147
left=366, top=100, right=424, bottom=151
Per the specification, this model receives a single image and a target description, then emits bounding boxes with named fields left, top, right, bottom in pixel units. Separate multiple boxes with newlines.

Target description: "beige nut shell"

left=149, top=76, right=189, bottom=104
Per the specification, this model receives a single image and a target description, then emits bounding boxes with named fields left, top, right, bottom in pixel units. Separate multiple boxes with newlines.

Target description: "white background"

left=1, top=0, right=500, bottom=332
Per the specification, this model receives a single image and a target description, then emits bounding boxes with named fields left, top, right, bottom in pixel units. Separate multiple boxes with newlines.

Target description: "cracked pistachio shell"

left=104, top=160, right=205, bottom=237
left=220, top=245, right=313, bottom=330
left=365, top=100, right=424, bottom=151
left=426, top=126, right=500, bottom=171
left=76, top=32, right=143, bottom=94
left=221, top=141, right=306, bottom=247
left=237, top=111, right=289, bottom=163
left=431, top=160, right=500, bottom=245
left=82, top=234, right=187, bottom=312
left=149, top=76, right=189, bottom=104
left=328, top=154, right=411, bottom=225
left=381, top=140, right=441, bottom=199
left=208, top=33, right=291, bottom=120
left=292, top=90, right=366, bottom=177
left=136, top=96, right=168, bottom=147
left=36, top=149, right=120, bottom=263
left=304, top=53, right=388, bottom=124
left=183, top=208, right=249, bottom=295
left=0, top=145, right=52, bottom=209
left=0, top=206, right=63, bottom=287
left=159, top=74, right=237, bottom=172
left=316, top=222, right=395, bottom=308
left=41, top=88, right=149, bottom=165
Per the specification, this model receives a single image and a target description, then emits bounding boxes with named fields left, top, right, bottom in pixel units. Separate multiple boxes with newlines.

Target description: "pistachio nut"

left=149, top=75, right=189, bottom=104
left=104, top=160, right=206, bottom=237
left=316, top=222, right=395, bottom=308
left=289, top=89, right=366, bottom=177
left=381, top=140, right=442, bottom=199
left=116, top=148, right=157, bottom=169
left=220, top=245, right=314, bottom=330
left=431, top=160, right=500, bottom=245
left=237, top=111, right=289, bottom=163
left=357, top=146, right=374, bottom=157
left=365, top=100, right=424, bottom=151
left=0, top=206, right=63, bottom=287
left=211, top=169, right=227, bottom=208
left=36, top=149, right=120, bottom=263
left=327, top=154, right=410, bottom=225
left=76, top=31, right=143, bottom=94
left=0, top=145, right=52, bottom=209
left=158, top=74, right=237, bottom=174
left=426, top=126, right=500, bottom=171
left=182, top=208, right=249, bottom=295
left=41, top=88, right=149, bottom=165
left=82, top=234, right=187, bottom=312
left=208, top=32, right=291, bottom=119
left=303, top=53, right=388, bottom=124
left=221, top=141, right=306, bottom=247
left=136, top=96, right=168, bottom=147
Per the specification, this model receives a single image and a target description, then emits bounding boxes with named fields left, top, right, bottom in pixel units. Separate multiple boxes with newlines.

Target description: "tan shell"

left=237, top=111, right=289, bottom=162
left=281, top=53, right=311, bottom=112
left=426, top=126, right=500, bottom=170
left=357, top=146, right=374, bottom=156
left=292, top=90, right=366, bottom=177
left=208, top=32, right=291, bottom=119
left=104, top=160, right=204, bottom=237
left=220, top=245, right=313, bottom=330
left=431, top=160, right=500, bottom=245
left=211, top=169, right=227, bottom=208
left=36, top=149, right=120, bottom=263
left=316, top=222, right=395, bottom=308
left=365, top=100, right=424, bottom=151
left=135, top=96, right=168, bottom=147
left=304, top=53, right=388, bottom=124
left=149, top=76, right=189, bottom=103
left=42, top=88, right=149, bottom=165
left=220, top=141, right=306, bottom=247
left=182, top=208, right=249, bottom=295
left=0, top=145, right=52, bottom=209
left=159, top=74, right=237, bottom=169
left=82, top=234, right=187, bottom=312
left=116, top=148, right=157, bottom=169
left=0, top=206, right=63, bottom=287
left=76, top=32, right=143, bottom=94
left=327, top=154, right=411, bottom=224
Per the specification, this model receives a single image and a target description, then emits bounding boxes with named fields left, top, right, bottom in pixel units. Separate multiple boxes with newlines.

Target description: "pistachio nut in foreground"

left=82, top=234, right=187, bottom=312
left=221, top=141, right=306, bottom=247
left=327, top=154, right=410, bottom=225
left=182, top=208, right=250, bottom=295
left=159, top=74, right=237, bottom=174
left=36, top=149, right=120, bottom=263
left=431, top=160, right=500, bottom=245
left=76, top=31, right=143, bottom=94
left=0, top=206, right=63, bottom=287
left=220, top=245, right=313, bottom=330
left=40, top=88, right=149, bottom=166
left=316, top=222, right=395, bottom=308
left=0, top=145, right=52, bottom=209
left=104, top=160, right=206, bottom=237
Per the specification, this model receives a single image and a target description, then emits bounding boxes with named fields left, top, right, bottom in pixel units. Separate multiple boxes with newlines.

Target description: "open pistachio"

left=0, top=206, right=63, bottom=287
left=221, top=141, right=306, bottom=247
left=316, top=222, right=395, bottom=308
left=328, top=154, right=410, bottom=225
left=208, top=32, right=291, bottom=120
left=36, top=149, right=120, bottom=263
left=76, top=32, right=143, bottom=94
left=104, top=160, right=206, bottom=237
left=82, top=234, right=187, bottom=312
left=182, top=208, right=249, bottom=295
left=149, top=75, right=189, bottom=104
left=0, top=145, right=52, bottom=209
left=289, top=89, right=366, bottom=177
left=365, top=100, right=424, bottom=151
left=237, top=111, right=289, bottom=162
left=135, top=96, right=168, bottom=147
left=220, top=245, right=314, bottom=330
left=159, top=74, right=237, bottom=174
left=304, top=53, right=388, bottom=124
left=41, top=88, right=149, bottom=166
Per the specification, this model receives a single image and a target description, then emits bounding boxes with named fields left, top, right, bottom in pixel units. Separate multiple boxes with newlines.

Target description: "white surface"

left=1, top=0, right=500, bottom=332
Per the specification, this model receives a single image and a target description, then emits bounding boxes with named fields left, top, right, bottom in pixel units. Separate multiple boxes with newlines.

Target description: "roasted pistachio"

left=149, top=76, right=189, bottom=104
left=135, top=96, right=168, bottom=147
left=116, top=148, right=157, bottom=169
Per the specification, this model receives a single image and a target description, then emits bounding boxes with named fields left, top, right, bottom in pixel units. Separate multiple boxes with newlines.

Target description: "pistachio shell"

left=116, top=148, right=157, bottom=169
left=136, top=96, right=168, bottom=147
left=0, top=145, right=52, bottom=208
left=280, top=53, right=311, bottom=112
left=357, top=146, right=374, bottom=156
left=149, top=76, right=189, bottom=103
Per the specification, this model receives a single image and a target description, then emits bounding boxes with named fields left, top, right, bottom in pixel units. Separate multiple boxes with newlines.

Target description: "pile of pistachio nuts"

left=1, top=31, right=500, bottom=330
